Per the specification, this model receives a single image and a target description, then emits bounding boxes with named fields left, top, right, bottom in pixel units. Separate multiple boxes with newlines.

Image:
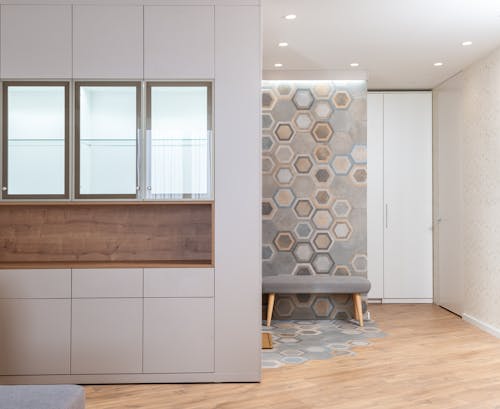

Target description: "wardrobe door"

left=383, top=92, right=433, bottom=301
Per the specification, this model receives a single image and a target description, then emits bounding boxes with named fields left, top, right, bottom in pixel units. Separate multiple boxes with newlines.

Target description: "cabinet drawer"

left=144, top=268, right=214, bottom=298
left=72, top=269, right=143, bottom=298
left=0, top=269, right=70, bottom=299
left=0, top=299, right=71, bottom=375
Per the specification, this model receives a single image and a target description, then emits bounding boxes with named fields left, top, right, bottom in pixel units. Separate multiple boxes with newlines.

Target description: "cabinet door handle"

left=385, top=204, right=388, bottom=229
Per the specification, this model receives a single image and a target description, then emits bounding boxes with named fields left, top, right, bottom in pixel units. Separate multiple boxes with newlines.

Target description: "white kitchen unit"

left=367, top=92, right=433, bottom=302
left=0, top=5, right=72, bottom=78
left=73, top=5, right=143, bottom=78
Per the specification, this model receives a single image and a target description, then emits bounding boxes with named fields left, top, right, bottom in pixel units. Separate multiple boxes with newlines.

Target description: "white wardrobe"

left=367, top=92, right=433, bottom=302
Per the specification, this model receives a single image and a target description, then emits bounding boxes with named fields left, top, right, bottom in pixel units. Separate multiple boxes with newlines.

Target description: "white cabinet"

left=368, top=92, right=433, bottom=302
left=71, top=298, right=143, bottom=374
left=0, top=299, right=71, bottom=375
left=73, top=5, right=143, bottom=78
left=144, top=268, right=214, bottom=298
left=72, top=268, right=143, bottom=298
left=0, top=5, right=72, bottom=78
left=143, top=298, right=214, bottom=373
left=144, top=6, right=214, bottom=79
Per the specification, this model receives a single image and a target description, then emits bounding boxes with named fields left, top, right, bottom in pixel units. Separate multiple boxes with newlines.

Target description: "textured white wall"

left=461, top=46, right=500, bottom=330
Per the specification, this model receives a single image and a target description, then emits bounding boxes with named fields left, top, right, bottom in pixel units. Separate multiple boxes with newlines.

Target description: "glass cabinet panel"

left=2, top=83, right=68, bottom=198
left=146, top=83, right=212, bottom=200
left=76, top=83, right=140, bottom=198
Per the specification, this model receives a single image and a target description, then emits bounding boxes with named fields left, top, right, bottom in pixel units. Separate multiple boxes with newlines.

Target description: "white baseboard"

left=368, top=298, right=382, bottom=304
left=382, top=298, right=433, bottom=304
left=462, top=313, right=500, bottom=338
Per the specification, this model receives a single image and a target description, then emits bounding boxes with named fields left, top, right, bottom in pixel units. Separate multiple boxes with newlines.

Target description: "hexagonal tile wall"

left=262, top=199, right=277, bottom=220
left=351, top=254, right=368, bottom=274
left=273, top=232, right=296, bottom=252
left=312, top=253, right=335, bottom=275
left=273, top=188, right=295, bottom=208
left=331, top=155, right=353, bottom=175
left=312, top=122, right=334, bottom=142
left=262, top=113, right=275, bottom=131
left=350, top=144, right=367, bottom=164
left=293, top=155, right=314, bottom=174
left=312, top=100, right=333, bottom=120
left=313, top=145, right=333, bottom=163
left=292, top=111, right=314, bottom=131
left=313, top=166, right=334, bottom=186
left=332, top=199, right=352, bottom=218
left=293, top=199, right=314, bottom=219
left=332, top=90, right=352, bottom=109
left=274, top=167, right=295, bottom=186
left=274, top=122, right=295, bottom=142
left=261, top=80, right=367, bottom=320
left=313, top=232, right=334, bottom=251
left=313, top=189, right=335, bottom=208
left=350, top=164, right=367, bottom=185
left=312, top=209, right=334, bottom=229
left=262, top=156, right=275, bottom=173
left=275, top=145, right=294, bottom=164
left=292, top=89, right=315, bottom=110
left=294, top=222, right=314, bottom=240
left=293, top=242, right=315, bottom=263
left=262, top=89, right=277, bottom=110
left=332, top=220, right=353, bottom=241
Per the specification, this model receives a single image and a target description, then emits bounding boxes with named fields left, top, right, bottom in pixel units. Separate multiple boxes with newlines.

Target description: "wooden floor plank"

left=85, top=304, right=500, bottom=409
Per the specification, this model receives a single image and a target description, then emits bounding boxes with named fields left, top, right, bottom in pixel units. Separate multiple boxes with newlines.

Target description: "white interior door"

left=383, top=92, right=433, bottom=301
left=434, top=74, right=464, bottom=315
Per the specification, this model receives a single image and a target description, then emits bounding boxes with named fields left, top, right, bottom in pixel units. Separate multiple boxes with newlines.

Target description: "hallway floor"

left=85, top=304, right=500, bottom=409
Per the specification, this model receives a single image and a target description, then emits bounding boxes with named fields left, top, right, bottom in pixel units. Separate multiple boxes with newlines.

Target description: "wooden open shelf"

left=0, top=201, right=213, bottom=268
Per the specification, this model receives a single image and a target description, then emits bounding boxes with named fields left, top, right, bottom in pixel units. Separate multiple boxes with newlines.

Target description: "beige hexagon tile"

left=262, top=156, right=275, bottom=174
left=312, top=209, right=334, bottom=229
left=293, top=111, right=314, bottom=131
left=292, top=89, right=315, bottom=110
left=350, top=144, right=367, bottom=164
left=332, top=90, right=352, bottom=109
left=313, top=100, right=333, bottom=120
left=275, top=145, right=294, bottom=164
left=273, top=188, right=295, bottom=207
left=293, top=242, right=315, bottom=263
left=293, top=199, right=314, bottom=218
left=312, top=165, right=334, bottom=186
left=262, top=88, right=277, bottom=110
left=312, top=189, right=335, bottom=208
left=312, top=297, right=333, bottom=317
left=293, top=155, right=314, bottom=174
left=274, top=167, right=295, bottom=186
left=334, top=265, right=352, bottom=276
left=350, top=164, right=367, bottom=185
left=313, top=232, right=334, bottom=251
left=312, top=253, right=335, bottom=274
left=274, top=122, right=295, bottom=141
left=332, top=199, right=352, bottom=218
left=313, top=145, right=333, bottom=163
left=331, top=155, right=353, bottom=175
left=332, top=220, right=353, bottom=241
left=273, top=231, right=296, bottom=251
left=312, top=122, right=334, bottom=142
left=312, top=83, right=334, bottom=99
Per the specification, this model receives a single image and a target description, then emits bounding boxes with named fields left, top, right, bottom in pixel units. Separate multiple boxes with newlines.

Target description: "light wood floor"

left=85, top=304, right=500, bottom=409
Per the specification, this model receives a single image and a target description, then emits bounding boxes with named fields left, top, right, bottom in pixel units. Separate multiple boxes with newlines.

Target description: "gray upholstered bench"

left=263, top=275, right=371, bottom=327
left=0, top=385, right=85, bottom=409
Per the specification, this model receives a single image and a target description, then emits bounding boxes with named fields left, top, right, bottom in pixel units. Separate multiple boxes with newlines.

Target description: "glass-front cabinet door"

left=75, top=82, right=140, bottom=198
left=146, top=82, right=212, bottom=200
left=2, top=82, right=69, bottom=199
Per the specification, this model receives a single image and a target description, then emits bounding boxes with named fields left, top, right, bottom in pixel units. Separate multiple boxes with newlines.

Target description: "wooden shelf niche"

left=0, top=202, right=213, bottom=268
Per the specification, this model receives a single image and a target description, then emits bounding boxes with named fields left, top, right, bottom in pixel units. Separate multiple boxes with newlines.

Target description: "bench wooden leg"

left=266, top=293, right=275, bottom=327
left=353, top=293, right=364, bottom=327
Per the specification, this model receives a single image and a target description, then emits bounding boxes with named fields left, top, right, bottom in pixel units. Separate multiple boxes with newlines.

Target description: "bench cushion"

left=0, top=385, right=85, bottom=409
left=263, top=275, right=370, bottom=294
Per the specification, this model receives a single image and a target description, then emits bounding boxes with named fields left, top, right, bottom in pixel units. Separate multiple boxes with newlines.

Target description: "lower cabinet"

left=71, top=298, right=143, bottom=374
left=0, top=299, right=71, bottom=375
left=143, top=298, right=214, bottom=373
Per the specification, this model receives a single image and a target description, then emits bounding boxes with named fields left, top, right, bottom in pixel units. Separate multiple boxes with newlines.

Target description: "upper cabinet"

left=0, top=5, right=72, bottom=78
left=144, top=6, right=214, bottom=79
left=73, top=5, right=143, bottom=79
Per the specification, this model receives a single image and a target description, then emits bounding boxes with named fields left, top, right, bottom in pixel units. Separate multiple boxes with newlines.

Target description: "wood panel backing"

left=0, top=203, right=213, bottom=267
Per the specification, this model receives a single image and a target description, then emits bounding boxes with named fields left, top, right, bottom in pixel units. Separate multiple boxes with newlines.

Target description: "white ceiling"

left=263, top=0, right=500, bottom=89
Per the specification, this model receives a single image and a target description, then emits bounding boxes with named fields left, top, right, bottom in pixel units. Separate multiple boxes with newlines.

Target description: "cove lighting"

left=284, top=14, right=297, bottom=20
left=278, top=42, right=289, bottom=47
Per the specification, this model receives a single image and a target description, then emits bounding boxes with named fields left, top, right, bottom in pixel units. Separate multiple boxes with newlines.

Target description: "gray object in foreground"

left=0, top=385, right=85, bottom=409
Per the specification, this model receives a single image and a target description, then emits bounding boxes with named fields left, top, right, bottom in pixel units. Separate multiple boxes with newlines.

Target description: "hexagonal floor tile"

left=293, top=155, right=314, bottom=174
left=275, top=145, right=294, bottom=164
left=312, top=122, right=334, bottom=142
left=273, top=188, right=295, bottom=207
left=293, top=199, right=314, bottom=218
left=312, top=209, right=334, bottom=229
left=273, top=231, right=296, bottom=251
left=274, top=122, right=295, bottom=141
left=293, top=242, right=314, bottom=263
left=332, top=220, right=353, bottom=241
left=332, top=199, right=352, bottom=217
left=313, top=232, right=334, bottom=251
left=292, top=89, right=315, bottom=110
left=332, top=90, right=352, bottom=109
left=313, top=145, right=333, bottom=163
left=312, top=297, right=334, bottom=317
left=313, top=189, right=334, bottom=208
left=312, top=253, right=335, bottom=274
left=276, top=298, right=294, bottom=317
left=331, top=155, right=353, bottom=175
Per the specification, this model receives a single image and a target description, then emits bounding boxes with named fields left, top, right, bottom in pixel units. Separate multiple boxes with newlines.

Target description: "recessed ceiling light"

left=284, top=14, right=297, bottom=20
left=462, top=41, right=472, bottom=46
left=274, top=63, right=283, bottom=68
left=434, top=62, right=444, bottom=67
left=278, top=42, right=289, bottom=47
left=350, top=62, right=359, bottom=67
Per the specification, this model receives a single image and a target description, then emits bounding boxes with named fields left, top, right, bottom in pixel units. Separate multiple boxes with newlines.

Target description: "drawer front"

left=72, top=269, right=143, bottom=298
left=0, top=269, right=71, bottom=299
left=144, top=268, right=214, bottom=298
